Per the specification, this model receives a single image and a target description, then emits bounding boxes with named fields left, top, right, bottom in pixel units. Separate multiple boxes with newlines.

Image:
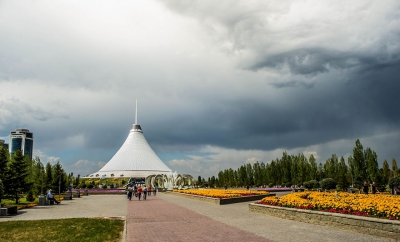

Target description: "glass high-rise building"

left=9, top=129, right=34, bottom=159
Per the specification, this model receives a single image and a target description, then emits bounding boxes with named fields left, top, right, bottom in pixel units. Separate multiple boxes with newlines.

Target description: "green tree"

left=337, top=156, right=349, bottom=190
left=51, top=161, right=67, bottom=196
left=365, top=147, right=378, bottom=182
left=45, top=162, right=53, bottom=190
left=210, top=176, right=216, bottom=187
left=392, top=158, right=399, bottom=178
left=246, top=163, right=254, bottom=186
left=320, top=178, right=336, bottom=190
left=4, top=150, right=31, bottom=204
left=0, top=144, right=8, bottom=181
left=382, top=160, right=391, bottom=186
left=353, top=139, right=367, bottom=186
left=308, top=154, right=317, bottom=180
left=0, top=178, right=4, bottom=205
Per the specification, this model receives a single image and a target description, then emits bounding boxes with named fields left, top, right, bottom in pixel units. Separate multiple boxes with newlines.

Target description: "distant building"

left=9, top=129, right=34, bottom=159
left=86, top=101, right=172, bottom=179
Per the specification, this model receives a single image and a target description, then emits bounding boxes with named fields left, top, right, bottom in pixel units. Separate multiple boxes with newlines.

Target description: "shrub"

left=87, top=184, right=94, bottom=189
left=102, top=184, right=107, bottom=189
left=80, top=183, right=87, bottom=189
left=320, top=178, right=336, bottom=190
left=303, top=180, right=319, bottom=190
left=268, top=183, right=274, bottom=188
left=285, top=182, right=292, bottom=187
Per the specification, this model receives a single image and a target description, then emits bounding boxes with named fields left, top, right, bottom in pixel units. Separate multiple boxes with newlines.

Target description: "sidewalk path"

left=0, top=195, right=127, bottom=221
left=125, top=193, right=389, bottom=242
left=126, top=194, right=270, bottom=242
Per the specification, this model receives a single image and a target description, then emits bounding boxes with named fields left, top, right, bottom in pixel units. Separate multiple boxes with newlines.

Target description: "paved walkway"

left=0, top=195, right=127, bottom=221
left=0, top=193, right=392, bottom=242
left=127, top=193, right=389, bottom=242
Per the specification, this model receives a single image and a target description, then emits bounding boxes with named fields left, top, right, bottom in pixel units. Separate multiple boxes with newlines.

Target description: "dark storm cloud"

left=147, top=61, right=400, bottom=156
left=154, top=0, right=400, bottom=157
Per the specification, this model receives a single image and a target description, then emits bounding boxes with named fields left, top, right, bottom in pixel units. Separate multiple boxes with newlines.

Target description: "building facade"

left=9, top=129, right=34, bottom=159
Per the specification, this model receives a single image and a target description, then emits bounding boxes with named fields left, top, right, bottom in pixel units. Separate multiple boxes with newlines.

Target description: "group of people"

left=126, top=185, right=157, bottom=201
left=362, top=181, right=379, bottom=194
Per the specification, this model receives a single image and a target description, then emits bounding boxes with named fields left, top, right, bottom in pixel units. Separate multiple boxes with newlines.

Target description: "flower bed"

left=257, top=191, right=400, bottom=220
left=171, top=189, right=273, bottom=205
left=173, top=189, right=269, bottom=198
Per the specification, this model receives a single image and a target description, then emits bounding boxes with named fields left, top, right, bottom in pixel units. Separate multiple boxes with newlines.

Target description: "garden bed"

left=170, top=191, right=275, bottom=205
left=249, top=203, right=400, bottom=240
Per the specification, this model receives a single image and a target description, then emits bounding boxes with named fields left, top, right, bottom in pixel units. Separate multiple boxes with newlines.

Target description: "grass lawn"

left=2, top=197, right=39, bottom=206
left=0, top=218, right=124, bottom=242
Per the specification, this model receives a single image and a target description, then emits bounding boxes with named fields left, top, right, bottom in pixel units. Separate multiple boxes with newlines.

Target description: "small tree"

left=26, top=190, right=35, bottom=202
left=4, top=150, right=31, bottom=204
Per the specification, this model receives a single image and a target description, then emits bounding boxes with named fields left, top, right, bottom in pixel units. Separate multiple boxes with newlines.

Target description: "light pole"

left=41, top=165, right=44, bottom=196
left=38, top=164, right=46, bottom=206
left=59, top=171, right=61, bottom=200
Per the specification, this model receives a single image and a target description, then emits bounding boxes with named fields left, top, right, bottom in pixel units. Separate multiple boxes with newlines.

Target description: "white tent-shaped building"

left=87, top=102, right=172, bottom=179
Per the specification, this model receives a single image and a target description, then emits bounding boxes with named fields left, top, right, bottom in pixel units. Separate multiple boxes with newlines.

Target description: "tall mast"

left=135, top=99, right=138, bottom=124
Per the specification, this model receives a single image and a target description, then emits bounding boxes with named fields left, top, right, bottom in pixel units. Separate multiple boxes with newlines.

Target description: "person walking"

left=143, top=186, right=148, bottom=200
left=153, top=185, right=157, bottom=196
left=137, top=186, right=142, bottom=201
left=147, top=186, right=151, bottom=196
left=133, top=185, right=137, bottom=198
left=127, top=186, right=133, bottom=200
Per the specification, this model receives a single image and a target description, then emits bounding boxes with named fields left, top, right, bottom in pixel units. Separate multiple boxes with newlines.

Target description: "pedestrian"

left=143, top=185, right=147, bottom=200
left=127, top=186, right=133, bottom=200
left=153, top=185, right=157, bottom=196
left=147, top=186, right=151, bottom=196
left=224, top=185, right=227, bottom=190
left=137, top=186, right=142, bottom=201
left=371, top=181, right=379, bottom=194
left=362, top=181, right=369, bottom=194
left=133, top=185, right=137, bottom=198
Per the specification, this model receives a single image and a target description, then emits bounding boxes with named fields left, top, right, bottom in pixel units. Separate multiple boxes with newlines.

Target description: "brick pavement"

left=148, top=193, right=390, bottom=242
left=126, top=194, right=271, bottom=242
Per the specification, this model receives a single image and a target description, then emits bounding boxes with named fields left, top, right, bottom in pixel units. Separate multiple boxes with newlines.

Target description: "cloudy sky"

left=0, top=0, right=399, bottom=178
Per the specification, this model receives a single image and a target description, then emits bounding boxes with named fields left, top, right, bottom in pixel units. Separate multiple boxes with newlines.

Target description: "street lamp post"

left=41, top=165, right=44, bottom=196
left=38, top=164, right=46, bottom=206
left=59, top=171, right=61, bottom=200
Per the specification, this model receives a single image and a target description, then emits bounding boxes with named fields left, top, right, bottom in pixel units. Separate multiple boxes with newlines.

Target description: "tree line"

left=197, top=140, right=400, bottom=192
left=0, top=144, right=78, bottom=204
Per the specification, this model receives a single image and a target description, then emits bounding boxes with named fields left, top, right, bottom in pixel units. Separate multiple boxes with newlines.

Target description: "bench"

left=0, top=206, right=18, bottom=216
left=64, top=192, right=73, bottom=200
left=74, top=190, right=81, bottom=198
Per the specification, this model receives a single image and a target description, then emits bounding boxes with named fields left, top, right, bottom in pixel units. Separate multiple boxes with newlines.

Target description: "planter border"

left=249, top=203, right=400, bottom=240
left=170, top=192, right=274, bottom=205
